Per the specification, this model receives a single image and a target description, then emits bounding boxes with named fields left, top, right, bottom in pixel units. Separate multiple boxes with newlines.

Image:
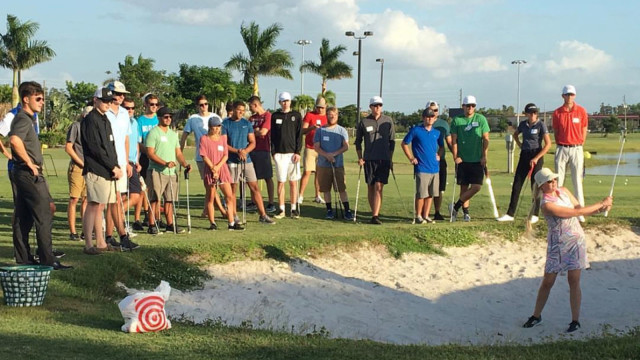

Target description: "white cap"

left=278, top=92, right=292, bottom=102
left=426, top=100, right=439, bottom=109
left=562, top=85, right=576, bottom=95
left=108, top=80, right=129, bottom=94
left=534, top=168, right=559, bottom=187
left=369, top=96, right=383, bottom=106
left=462, top=95, right=476, bottom=105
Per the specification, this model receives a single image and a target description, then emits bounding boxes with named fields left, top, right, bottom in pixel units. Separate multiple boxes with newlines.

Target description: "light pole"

left=510, top=60, right=526, bottom=174
left=511, top=60, right=526, bottom=123
left=376, top=58, right=384, bottom=97
left=345, top=31, right=373, bottom=126
left=295, top=39, right=312, bottom=96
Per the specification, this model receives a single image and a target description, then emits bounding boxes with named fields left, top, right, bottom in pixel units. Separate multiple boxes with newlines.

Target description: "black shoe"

left=132, top=220, right=145, bottom=231
left=69, top=233, right=80, bottom=241
left=120, top=235, right=140, bottom=251
left=80, top=232, right=85, bottom=240
left=433, top=212, right=445, bottom=221
left=142, top=216, right=149, bottom=227
left=291, top=209, right=300, bottom=219
left=274, top=208, right=285, bottom=219
left=523, top=315, right=542, bottom=328
left=209, top=222, right=218, bottom=230
left=369, top=216, right=382, bottom=225
left=106, top=236, right=121, bottom=248
left=157, top=220, right=166, bottom=229
left=228, top=222, right=245, bottom=231
left=53, top=249, right=66, bottom=258
left=567, top=320, right=581, bottom=333
left=165, top=223, right=185, bottom=234
left=52, top=261, right=73, bottom=270
left=147, top=225, right=159, bottom=235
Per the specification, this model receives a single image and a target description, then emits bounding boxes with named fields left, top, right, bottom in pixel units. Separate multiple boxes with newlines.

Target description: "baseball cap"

left=369, top=96, right=383, bottom=106
left=278, top=92, right=292, bottom=102
left=315, top=97, right=327, bottom=108
left=562, top=85, right=576, bottom=95
left=208, top=114, right=223, bottom=127
left=156, top=107, right=174, bottom=118
left=534, top=168, right=559, bottom=187
left=426, top=100, right=439, bottom=109
left=422, top=108, right=437, bottom=118
left=107, top=81, right=129, bottom=94
left=462, top=95, right=476, bottom=105
left=94, top=88, right=114, bottom=102
left=524, top=103, right=538, bottom=114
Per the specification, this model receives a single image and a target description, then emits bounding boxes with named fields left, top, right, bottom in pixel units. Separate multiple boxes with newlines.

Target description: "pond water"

left=587, top=152, right=640, bottom=176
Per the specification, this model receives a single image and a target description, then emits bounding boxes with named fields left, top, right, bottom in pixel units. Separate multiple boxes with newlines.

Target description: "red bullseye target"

left=134, top=295, right=168, bottom=332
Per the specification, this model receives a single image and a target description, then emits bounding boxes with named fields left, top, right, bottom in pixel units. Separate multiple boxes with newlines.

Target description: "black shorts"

left=439, top=159, right=447, bottom=192
left=456, top=162, right=484, bottom=186
left=128, top=162, right=142, bottom=194
left=364, top=160, right=391, bottom=185
left=250, top=150, right=273, bottom=180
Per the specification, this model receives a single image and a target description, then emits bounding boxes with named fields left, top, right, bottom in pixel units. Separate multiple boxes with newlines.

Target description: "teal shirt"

left=145, top=126, right=180, bottom=175
left=451, top=113, right=489, bottom=163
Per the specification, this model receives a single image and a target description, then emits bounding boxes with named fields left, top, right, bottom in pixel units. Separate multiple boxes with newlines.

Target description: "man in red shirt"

left=299, top=97, right=328, bottom=204
left=552, top=84, right=588, bottom=221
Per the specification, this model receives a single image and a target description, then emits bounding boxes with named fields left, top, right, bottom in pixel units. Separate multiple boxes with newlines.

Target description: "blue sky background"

left=3, top=0, right=639, bottom=113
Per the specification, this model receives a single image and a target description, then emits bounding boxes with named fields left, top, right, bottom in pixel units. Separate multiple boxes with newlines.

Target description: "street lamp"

left=345, top=31, right=373, bottom=125
left=511, top=60, right=526, bottom=123
left=295, top=39, right=312, bottom=96
left=376, top=58, right=384, bottom=97
left=509, top=59, right=526, bottom=174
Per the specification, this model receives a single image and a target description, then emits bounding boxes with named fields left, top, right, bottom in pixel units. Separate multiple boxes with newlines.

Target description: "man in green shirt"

left=145, top=107, right=191, bottom=233
left=450, top=95, right=490, bottom=222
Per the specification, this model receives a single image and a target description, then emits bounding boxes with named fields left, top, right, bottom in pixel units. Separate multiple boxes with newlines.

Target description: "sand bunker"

left=166, top=227, right=640, bottom=345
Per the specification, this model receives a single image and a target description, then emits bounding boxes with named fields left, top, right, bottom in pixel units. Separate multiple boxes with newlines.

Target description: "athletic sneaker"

left=209, top=222, right=218, bottom=231
left=106, top=236, right=121, bottom=248
left=433, top=212, right=445, bottom=221
left=291, top=209, right=300, bottom=219
left=297, top=196, right=304, bottom=204
left=424, top=217, right=434, bottom=223
left=147, top=225, right=159, bottom=235
left=157, top=220, right=166, bottom=229
left=567, top=320, right=581, bottom=333
left=314, top=196, right=326, bottom=204
left=530, top=215, right=539, bottom=224
left=266, top=204, right=277, bottom=213
left=53, top=249, right=66, bottom=258
left=414, top=217, right=426, bottom=224
left=325, top=209, right=335, bottom=220
left=142, top=215, right=149, bottom=227
left=132, top=220, right=145, bottom=231
left=343, top=210, right=354, bottom=221
left=80, top=232, right=85, bottom=240
left=165, top=224, right=185, bottom=234
left=246, top=202, right=258, bottom=212
left=370, top=216, right=382, bottom=225
left=259, top=215, right=276, bottom=224
left=228, top=222, right=245, bottom=231
left=523, top=315, right=542, bottom=328
left=274, top=209, right=285, bottom=219
left=463, top=213, right=471, bottom=222
left=69, top=233, right=80, bottom=241
left=120, top=235, right=140, bottom=251
left=497, top=214, right=514, bottom=222
left=449, top=203, right=457, bottom=222
left=126, top=226, right=138, bottom=238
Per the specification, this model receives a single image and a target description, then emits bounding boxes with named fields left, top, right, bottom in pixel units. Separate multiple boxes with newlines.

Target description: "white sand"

left=165, top=226, right=640, bottom=345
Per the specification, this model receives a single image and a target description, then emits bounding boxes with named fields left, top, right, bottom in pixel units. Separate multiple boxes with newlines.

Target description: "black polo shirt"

left=270, top=110, right=303, bottom=154
left=81, top=108, right=119, bottom=179
left=8, top=109, right=43, bottom=169
left=517, top=119, right=548, bottom=151
left=354, top=114, right=396, bottom=161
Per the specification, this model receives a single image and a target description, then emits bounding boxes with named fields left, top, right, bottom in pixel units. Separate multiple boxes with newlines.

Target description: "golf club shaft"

left=604, top=138, right=625, bottom=217
left=354, top=165, right=362, bottom=222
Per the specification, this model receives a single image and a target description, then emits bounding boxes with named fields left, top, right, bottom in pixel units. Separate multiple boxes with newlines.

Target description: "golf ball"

left=598, top=180, right=602, bottom=183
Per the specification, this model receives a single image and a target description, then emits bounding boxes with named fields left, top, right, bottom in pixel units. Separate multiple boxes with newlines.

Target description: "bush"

left=38, top=131, right=66, bottom=147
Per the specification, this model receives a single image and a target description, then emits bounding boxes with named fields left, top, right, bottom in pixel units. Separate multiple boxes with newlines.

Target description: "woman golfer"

left=523, top=168, right=612, bottom=332
left=199, top=116, right=241, bottom=230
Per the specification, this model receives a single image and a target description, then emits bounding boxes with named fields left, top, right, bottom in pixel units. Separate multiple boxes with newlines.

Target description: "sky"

left=3, top=0, right=640, bottom=114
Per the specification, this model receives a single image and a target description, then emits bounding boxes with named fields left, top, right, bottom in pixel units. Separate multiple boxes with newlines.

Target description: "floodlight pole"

left=295, top=40, right=312, bottom=96
left=346, top=31, right=373, bottom=126
left=376, top=58, right=384, bottom=97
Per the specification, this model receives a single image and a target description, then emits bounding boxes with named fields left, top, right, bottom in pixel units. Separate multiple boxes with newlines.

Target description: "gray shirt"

left=66, top=120, right=84, bottom=163
left=9, top=110, right=43, bottom=168
left=354, top=114, right=395, bottom=161
left=314, top=125, right=349, bottom=168
left=516, top=119, right=548, bottom=151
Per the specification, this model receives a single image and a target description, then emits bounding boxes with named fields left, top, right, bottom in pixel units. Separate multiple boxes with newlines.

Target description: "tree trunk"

left=253, top=75, right=259, bottom=96
left=321, top=79, right=327, bottom=95
left=11, top=69, right=19, bottom=107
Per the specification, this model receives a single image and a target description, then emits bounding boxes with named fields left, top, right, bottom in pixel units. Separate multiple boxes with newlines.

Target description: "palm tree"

left=225, top=22, right=293, bottom=96
left=0, top=15, right=56, bottom=106
left=300, top=38, right=352, bottom=95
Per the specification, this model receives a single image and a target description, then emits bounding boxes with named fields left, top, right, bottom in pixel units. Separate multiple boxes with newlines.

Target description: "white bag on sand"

left=118, top=280, right=172, bottom=333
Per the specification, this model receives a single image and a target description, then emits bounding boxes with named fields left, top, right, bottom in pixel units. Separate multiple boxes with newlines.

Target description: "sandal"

left=83, top=247, right=101, bottom=255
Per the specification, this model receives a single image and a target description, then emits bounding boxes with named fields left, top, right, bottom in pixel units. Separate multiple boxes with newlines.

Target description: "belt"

left=557, top=144, right=581, bottom=148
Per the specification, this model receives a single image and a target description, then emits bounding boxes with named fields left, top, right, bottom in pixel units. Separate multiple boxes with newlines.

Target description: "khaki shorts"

left=228, top=162, right=258, bottom=183
left=317, top=166, right=346, bottom=193
left=85, top=172, right=117, bottom=204
left=149, top=170, right=178, bottom=202
left=68, top=162, right=86, bottom=198
left=116, top=174, right=127, bottom=193
left=415, top=172, right=439, bottom=199
left=273, top=153, right=301, bottom=182
left=303, top=147, right=318, bottom=172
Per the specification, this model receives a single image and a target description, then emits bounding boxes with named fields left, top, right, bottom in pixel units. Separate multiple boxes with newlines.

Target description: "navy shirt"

left=402, top=125, right=443, bottom=174
left=516, top=119, right=548, bottom=151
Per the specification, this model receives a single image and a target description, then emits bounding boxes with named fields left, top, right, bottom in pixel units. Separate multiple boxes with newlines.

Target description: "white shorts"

left=116, top=175, right=128, bottom=193
left=273, top=153, right=301, bottom=182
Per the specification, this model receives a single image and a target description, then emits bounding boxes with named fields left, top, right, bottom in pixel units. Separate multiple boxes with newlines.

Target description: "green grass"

left=0, top=133, right=638, bottom=359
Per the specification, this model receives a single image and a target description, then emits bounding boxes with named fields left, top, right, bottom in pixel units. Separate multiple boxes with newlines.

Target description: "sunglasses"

left=371, top=104, right=382, bottom=108
left=124, top=106, right=135, bottom=110
left=148, top=102, right=159, bottom=107
left=34, top=96, right=44, bottom=102
left=464, top=104, right=476, bottom=108
left=162, top=115, right=172, bottom=119
left=198, top=102, right=208, bottom=107
left=546, top=178, right=557, bottom=184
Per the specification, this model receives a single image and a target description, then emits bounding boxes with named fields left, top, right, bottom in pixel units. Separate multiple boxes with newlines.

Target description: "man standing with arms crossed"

left=248, top=95, right=276, bottom=213
left=553, top=85, right=588, bottom=222
left=270, top=92, right=303, bottom=219
left=450, top=95, right=490, bottom=222
left=355, top=96, right=396, bottom=225
left=299, top=97, right=327, bottom=204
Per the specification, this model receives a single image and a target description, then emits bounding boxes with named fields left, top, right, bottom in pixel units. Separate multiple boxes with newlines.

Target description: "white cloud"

left=544, top=40, right=613, bottom=74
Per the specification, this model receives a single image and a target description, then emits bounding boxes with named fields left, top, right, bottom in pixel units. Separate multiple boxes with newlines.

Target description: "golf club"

left=168, top=174, right=178, bottom=234
left=241, top=161, right=246, bottom=226
left=390, top=165, right=411, bottom=221
left=450, top=165, right=457, bottom=222
left=412, top=173, right=416, bottom=224
left=354, top=165, right=362, bottom=223
left=330, top=163, right=343, bottom=219
left=184, top=165, right=192, bottom=233
left=295, top=159, right=301, bottom=217
left=605, top=137, right=626, bottom=217
left=484, top=166, right=499, bottom=219
left=514, top=165, right=535, bottom=220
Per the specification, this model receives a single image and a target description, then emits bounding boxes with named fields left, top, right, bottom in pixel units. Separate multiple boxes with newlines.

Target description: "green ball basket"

left=0, top=265, right=53, bottom=307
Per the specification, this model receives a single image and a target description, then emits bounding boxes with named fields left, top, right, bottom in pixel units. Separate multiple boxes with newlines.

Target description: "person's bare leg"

left=372, top=182, right=384, bottom=217
left=298, top=170, right=312, bottom=201
left=532, top=272, right=558, bottom=318
left=289, top=180, right=298, bottom=207
left=206, top=186, right=215, bottom=224
left=83, top=202, right=98, bottom=249
left=266, top=178, right=275, bottom=205
left=567, top=269, right=582, bottom=321
left=277, top=182, right=286, bottom=208
left=367, top=184, right=375, bottom=213
left=424, top=197, right=433, bottom=219
left=415, top=198, right=424, bottom=219
left=94, top=203, right=107, bottom=248
left=68, top=197, right=79, bottom=234
left=249, top=182, right=267, bottom=216
left=313, top=172, right=321, bottom=199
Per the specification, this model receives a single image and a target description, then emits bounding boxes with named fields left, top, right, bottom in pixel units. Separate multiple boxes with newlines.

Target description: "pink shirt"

left=199, top=135, right=231, bottom=186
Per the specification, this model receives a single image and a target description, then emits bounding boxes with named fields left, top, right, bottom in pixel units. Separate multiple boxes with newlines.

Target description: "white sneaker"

left=497, top=214, right=514, bottom=222
left=530, top=215, right=539, bottom=224
left=314, top=196, right=326, bottom=204
left=297, top=196, right=304, bottom=204
left=578, top=215, right=585, bottom=223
